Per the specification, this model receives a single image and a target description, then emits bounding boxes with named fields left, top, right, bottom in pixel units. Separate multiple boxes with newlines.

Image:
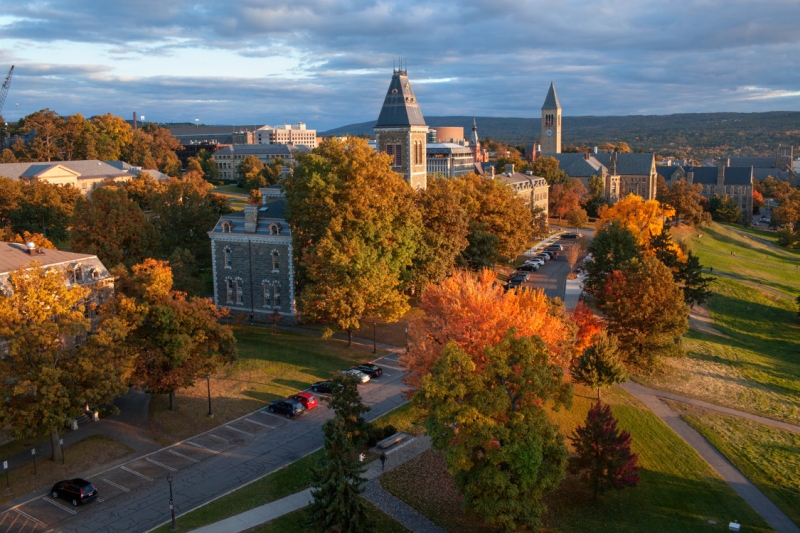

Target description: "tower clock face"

left=546, top=129, right=553, bottom=137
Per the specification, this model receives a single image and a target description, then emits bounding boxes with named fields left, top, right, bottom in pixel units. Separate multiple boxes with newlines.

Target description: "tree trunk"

left=347, top=329, right=352, bottom=347
left=169, top=390, right=176, bottom=411
left=50, top=428, right=63, bottom=462
left=597, top=387, right=601, bottom=400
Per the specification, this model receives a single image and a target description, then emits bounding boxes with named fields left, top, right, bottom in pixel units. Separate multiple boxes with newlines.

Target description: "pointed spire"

left=375, top=69, right=426, bottom=128
left=542, top=82, right=561, bottom=110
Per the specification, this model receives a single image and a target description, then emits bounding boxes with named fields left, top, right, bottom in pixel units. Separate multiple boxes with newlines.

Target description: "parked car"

left=545, top=244, right=564, bottom=251
left=525, top=258, right=544, bottom=267
left=505, top=280, right=523, bottom=291
left=544, top=247, right=560, bottom=256
left=341, top=369, right=370, bottom=383
left=290, top=392, right=318, bottom=410
left=311, top=381, right=336, bottom=394
left=511, top=271, right=530, bottom=282
left=535, top=253, right=551, bottom=261
left=268, top=398, right=306, bottom=418
left=352, top=364, right=383, bottom=378
left=517, top=263, right=538, bottom=272
left=561, top=233, right=580, bottom=239
left=51, top=479, right=98, bottom=506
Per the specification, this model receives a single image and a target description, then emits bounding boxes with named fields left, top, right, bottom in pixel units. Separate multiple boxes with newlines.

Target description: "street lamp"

left=206, top=374, right=213, bottom=418
left=167, top=472, right=177, bottom=531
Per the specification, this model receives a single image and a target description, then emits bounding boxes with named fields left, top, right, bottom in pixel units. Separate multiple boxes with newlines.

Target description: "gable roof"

left=375, top=70, right=427, bottom=128
left=542, top=82, right=561, bottom=110
left=656, top=166, right=685, bottom=180
left=0, top=242, right=106, bottom=275
left=592, top=153, right=655, bottom=175
left=551, top=153, right=606, bottom=177
left=728, top=156, right=774, bottom=169
left=0, top=160, right=131, bottom=181
left=683, top=166, right=753, bottom=186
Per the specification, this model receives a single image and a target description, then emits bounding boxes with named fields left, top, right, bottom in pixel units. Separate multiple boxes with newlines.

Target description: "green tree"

left=584, top=175, right=607, bottom=217
left=531, top=205, right=549, bottom=240
left=284, top=138, right=421, bottom=344
left=0, top=263, right=135, bottom=461
left=11, top=181, right=80, bottom=242
left=167, top=247, right=205, bottom=296
left=679, top=252, right=714, bottom=308
left=529, top=155, right=569, bottom=185
left=709, top=194, right=742, bottom=223
left=196, top=149, right=220, bottom=181
left=324, top=373, right=371, bottom=446
left=570, top=401, right=640, bottom=499
left=572, top=332, right=628, bottom=399
left=567, top=207, right=589, bottom=229
left=597, top=257, right=689, bottom=369
left=236, top=155, right=266, bottom=189
left=459, top=227, right=500, bottom=269
left=306, top=418, right=373, bottom=533
left=414, top=333, right=572, bottom=531
left=71, top=185, right=159, bottom=267
left=584, top=221, right=641, bottom=294
left=117, top=259, right=237, bottom=410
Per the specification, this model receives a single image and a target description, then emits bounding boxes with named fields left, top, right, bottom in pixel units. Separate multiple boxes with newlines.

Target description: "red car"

left=291, top=392, right=318, bottom=410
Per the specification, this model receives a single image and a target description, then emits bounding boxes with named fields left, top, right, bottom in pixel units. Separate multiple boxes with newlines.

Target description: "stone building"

left=728, top=145, right=797, bottom=185
left=208, top=199, right=296, bottom=323
left=0, top=160, right=167, bottom=195
left=551, top=153, right=621, bottom=203
left=213, top=144, right=309, bottom=181
left=374, top=69, right=428, bottom=190
left=492, top=164, right=549, bottom=215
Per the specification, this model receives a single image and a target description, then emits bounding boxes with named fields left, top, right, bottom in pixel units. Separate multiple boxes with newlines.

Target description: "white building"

left=256, top=123, right=317, bottom=149
left=214, top=144, right=311, bottom=181
left=426, top=143, right=475, bottom=177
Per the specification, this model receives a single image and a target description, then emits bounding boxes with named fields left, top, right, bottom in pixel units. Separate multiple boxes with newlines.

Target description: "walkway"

left=190, top=436, right=439, bottom=533
left=622, top=382, right=800, bottom=533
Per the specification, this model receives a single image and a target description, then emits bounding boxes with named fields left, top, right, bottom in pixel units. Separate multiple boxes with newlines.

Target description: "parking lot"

left=0, top=352, right=407, bottom=533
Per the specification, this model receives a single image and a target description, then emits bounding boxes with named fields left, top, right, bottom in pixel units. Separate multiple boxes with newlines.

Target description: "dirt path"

left=688, top=304, right=729, bottom=338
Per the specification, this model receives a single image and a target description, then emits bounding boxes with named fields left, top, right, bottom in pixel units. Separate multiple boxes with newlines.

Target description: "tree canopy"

left=597, top=194, right=675, bottom=250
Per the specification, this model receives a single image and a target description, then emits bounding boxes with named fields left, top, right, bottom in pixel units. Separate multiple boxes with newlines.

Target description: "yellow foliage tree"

left=597, top=194, right=676, bottom=252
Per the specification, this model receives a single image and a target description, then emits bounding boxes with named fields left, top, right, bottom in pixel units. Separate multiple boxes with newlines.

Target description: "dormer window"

left=269, top=222, right=282, bottom=235
left=74, top=265, right=84, bottom=283
left=221, top=220, right=233, bottom=233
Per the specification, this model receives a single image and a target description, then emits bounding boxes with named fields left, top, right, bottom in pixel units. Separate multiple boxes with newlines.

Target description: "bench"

left=377, top=432, right=407, bottom=450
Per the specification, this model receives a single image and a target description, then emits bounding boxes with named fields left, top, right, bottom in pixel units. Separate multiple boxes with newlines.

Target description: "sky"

left=1, top=0, right=799, bottom=131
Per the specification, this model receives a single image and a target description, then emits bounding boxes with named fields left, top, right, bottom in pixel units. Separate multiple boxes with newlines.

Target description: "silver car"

left=341, top=369, right=370, bottom=383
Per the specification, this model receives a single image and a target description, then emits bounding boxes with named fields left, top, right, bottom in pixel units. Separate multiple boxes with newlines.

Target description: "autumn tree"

left=236, top=155, right=266, bottom=190
left=11, top=181, right=81, bottom=242
left=0, top=148, right=15, bottom=163
left=568, top=301, right=604, bottom=356
left=0, top=176, right=21, bottom=226
left=572, top=332, right=628, bottom=399
left=16, top=109, right=62, bottom=161
left=195, top=149, right=220, bottom=181
left=123, top=171, right=164, bottom=211
left=660, top=178, right=709, bottom=226
left=772, top=189, right=800, bottom=228
left=413, top=333, right=572, bottom=531
left=122, top=123, right=182, bottom=177
left=570, top=401, right=640, bottom=499
left=116, top=259, right=237, bottom=410
left=285, top=138, right=421, bottom=344
left=0, top=229, right=56, bottom=249
left=567, top=207, right=589, bottom=230
left=92, top=113, right=134, bottom=160
left=596, top=257, right=689, bottom=369
left=549, top=179, right=587, bottom=222
left=584, top=221, right=641, bottom=293
left=529, top=155, right=569, bottom=185
left=531, top=205, right=550, bottom=240
left=71, top=185, right=159, bottom=267
left=752, top=189, right=764, bottom=213
left=564, top=234, right=589, bottom=270
left=0, top=263, right=135, bottom=461
left=597, top=194, right=675, bottom=250
left=401, top=269, right=573, bottom=392
left=186, top=157, right=204, bottom=174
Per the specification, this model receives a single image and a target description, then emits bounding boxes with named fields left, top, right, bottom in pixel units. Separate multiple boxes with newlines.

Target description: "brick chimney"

left=244, top=205, right=258, bottom=233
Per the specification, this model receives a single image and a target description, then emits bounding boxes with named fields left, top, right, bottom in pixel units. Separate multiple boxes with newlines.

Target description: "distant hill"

left=320, top=112, right=800, bottom=159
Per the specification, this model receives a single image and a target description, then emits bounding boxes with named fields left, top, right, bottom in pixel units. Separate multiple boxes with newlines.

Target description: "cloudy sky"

left=1, top=0, right=799, bottom=130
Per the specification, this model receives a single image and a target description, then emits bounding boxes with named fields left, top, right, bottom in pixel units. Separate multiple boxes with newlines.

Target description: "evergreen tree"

left=584, top=221, right=641, bottom=293
left=572, top=332, right=628, bottom=399
left=325, top=373, right=371, bottom=446
left=649, top=229, right=681, bottom=274
left=306, top=418, right=373, bottom=533
left=570, top=401, right=640, bottom=499
left=709, top=194, right=741, bottom=223
left=679, top=252, right=714, bottom=308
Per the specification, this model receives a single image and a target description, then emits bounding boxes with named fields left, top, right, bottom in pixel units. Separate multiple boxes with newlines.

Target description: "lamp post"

left=167, top=472, right=177, bottom=531
left=206, top=374, right=213, bottom=418
left=372, top=321, right=377, bottom=354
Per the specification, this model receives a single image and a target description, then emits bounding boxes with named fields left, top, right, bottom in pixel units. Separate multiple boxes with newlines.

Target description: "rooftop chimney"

left=244, top=205, right=258, bottom=233
left=25, top=242, right=43, bottom=255
left=505, top=163, right=514, bottom=176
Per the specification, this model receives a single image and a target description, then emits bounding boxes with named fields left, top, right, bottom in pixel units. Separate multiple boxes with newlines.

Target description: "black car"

left=268, top=398, right=305, bottom=418
left=510, top=272, right=529, bottom=283
left=311, top=381, right=336, bottom=394
left=517, top=263, right=538, bottom=272
left=561, top=233, right=580, bottom=239
left=51, top=478, right=98, bottom=506
left=352, top=364, right=383, bottom=378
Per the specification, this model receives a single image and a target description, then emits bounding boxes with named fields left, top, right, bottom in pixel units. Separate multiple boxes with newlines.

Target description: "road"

left=0, top=351, right=409, bottom=533
left=519, top=227, right=594, bottom=301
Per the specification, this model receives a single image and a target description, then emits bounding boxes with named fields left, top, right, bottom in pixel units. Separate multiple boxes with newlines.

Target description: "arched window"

left=235, top=278, right=243, bottom=305
left=221, top=220, right=233, bottom=233
left=262, top=281, right=271, bottom=307
left=225, top=278, right=234, bottom=303
left=74, top=264, right=84, bottom=282
left=224, top=247, right=232, bottom=269
left=271, top=250, right=279, bottom=271
left=269, top=222, right=282, bottom=235
left=273, top=282, right=281, bottom=307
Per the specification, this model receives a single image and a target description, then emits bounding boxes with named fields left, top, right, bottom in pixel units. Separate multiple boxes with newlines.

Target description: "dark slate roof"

left=729, top=157, right=774, bottom=168
left=723, top=166, right=753, bottom=185
left=209, top=199, right=290, bottom=237
left=541, top=82, right=561, bottom=110
left=551, top=153, right=605, bottom=177
left=214, top=144, right=295, bottom=156
left=683, top=166, right=719, bottom=185
left=375, top=70, right=427, bottom=128
left=752, top=168, right=792, bottom=181
left=656, top=166, right=685, bottom=180
left=613, top=153, right=654, bottom=175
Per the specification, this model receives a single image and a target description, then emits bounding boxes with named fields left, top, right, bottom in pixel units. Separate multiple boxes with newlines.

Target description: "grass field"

left=381, top=385, right=772, bottom=533
left=212, top=184, right=248, bottom=196
left=243, top=501, right=410, bottom=533
left=149, top=403, right=415, bottom=533
left=637, top=222, right=800, bottom=424
left=666, top=401, right=800, bottom=528
left=148, top=326, right=386, bottom=445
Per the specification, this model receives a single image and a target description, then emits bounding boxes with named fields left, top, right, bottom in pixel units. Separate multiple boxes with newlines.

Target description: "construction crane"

left=0, top=65, right=14, bottom=115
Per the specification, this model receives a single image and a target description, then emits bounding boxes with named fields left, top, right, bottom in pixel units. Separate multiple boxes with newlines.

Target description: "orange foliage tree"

left=597, top=194, right=676, bottom=251
left=568, top=301, right=605, bottom=359
left=401, top=269, right=574, bottom=393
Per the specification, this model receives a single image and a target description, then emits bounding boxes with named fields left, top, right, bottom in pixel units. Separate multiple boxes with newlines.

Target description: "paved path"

left=623, top=382, right=800, bottom=533
left=190, top=436, right=435, bottom=533
left=623, top=382, right=800, bottom=434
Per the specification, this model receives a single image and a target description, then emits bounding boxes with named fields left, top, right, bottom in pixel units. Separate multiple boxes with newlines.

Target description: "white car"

left=525, top=258, right=545, bottom=267
left=341, top=369, right=370, bottom=384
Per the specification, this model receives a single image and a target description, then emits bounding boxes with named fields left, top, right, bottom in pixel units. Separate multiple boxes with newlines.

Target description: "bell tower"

left=541, top=82, right=562, bottom=154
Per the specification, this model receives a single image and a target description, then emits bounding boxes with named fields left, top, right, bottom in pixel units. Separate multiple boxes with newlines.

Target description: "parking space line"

left=0, top=511, right=21, bottom=531
left=15, top=509, right=48, bottom=528
left=168, top=449, right=200, bottom=463
left=96, top=498, right=105, bottom=503
left=120, top=466, right=153, bottom=481
left=146, top=457, right=177, bottom=472
left=224, top=425, right=253, bottom=436
left=259, top=408, right=290, bottom=420
left=243, top=418, right=274, bottom=429
left=208, top=434, right=228, bottom=442
left=99, top=477, right=130, bottom=492
left=378, top=363, right=404, bottom=372
left=187, top=441, right=219, bottom=453
left=41, top=497, right=77, bottom=515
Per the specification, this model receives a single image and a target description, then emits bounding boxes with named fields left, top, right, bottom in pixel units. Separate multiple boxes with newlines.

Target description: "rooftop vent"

left=26, top=242, right=44, bottom=255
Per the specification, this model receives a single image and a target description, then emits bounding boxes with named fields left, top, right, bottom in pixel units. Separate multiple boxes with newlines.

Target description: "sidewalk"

left=563, top=271, right=585, bottom=310
left=190, top=436, right=434, bottom=533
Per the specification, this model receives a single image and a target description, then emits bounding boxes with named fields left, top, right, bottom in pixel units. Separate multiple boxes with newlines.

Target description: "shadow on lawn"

left=703, top=225, right=791, bottom=264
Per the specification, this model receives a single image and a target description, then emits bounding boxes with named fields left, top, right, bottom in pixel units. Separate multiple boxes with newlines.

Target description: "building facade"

left=0, top=160, right=167, bottom=194
left=426, top=143, right=475, bottom=177
left=374, top=69, right=428, bottom=190
left=213, top=144, right=309, bottom=181
left=493, top=164, right=549, bottom=215
left=208, top=200, right=296, bottom=323
left=256, top=123, right=317, bottom=149
left=541, top=82, right=562, bottom=155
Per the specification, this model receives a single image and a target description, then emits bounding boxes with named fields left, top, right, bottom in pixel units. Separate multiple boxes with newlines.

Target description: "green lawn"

left=244, top=501, right=410, bottom=533
left=381, top=385, right=772, bottom=533
left=150, top=402, right=415, bottom=533
left=667, top=401, right=800, bottom=528
left=212, top=184, right=248, bottom=196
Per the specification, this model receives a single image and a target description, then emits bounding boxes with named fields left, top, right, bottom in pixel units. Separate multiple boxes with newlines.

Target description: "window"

left=269, top=223, right=281, bottom=235
left=262, top=281, right=271, bottom=307
left=222, top=220, right=232, bottom=233
left=224, top=247, right=232, bottom=269
left=394, top=144, right=402, bottom=167
left=225, top=278, right=234, bottom=303
left=273, top=282, right=281, bottom=307
left=272, top=250, right=280, bottom=271
left=74, top=265, right=84, bottom=283
left=235, top=279, right=243, bottom=305
left=386, top=144, right=393, bottom=156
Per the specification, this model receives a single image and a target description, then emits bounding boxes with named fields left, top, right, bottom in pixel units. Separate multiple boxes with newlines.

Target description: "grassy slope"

left=666, top=401, right=800, bottom=527
left=381, top=385, right=772, bottom=533
left=638, top=223, right=800, bottom=424
left=149, top=327, right=385, bottom=444
left=245, top=502, right=410, bottom=533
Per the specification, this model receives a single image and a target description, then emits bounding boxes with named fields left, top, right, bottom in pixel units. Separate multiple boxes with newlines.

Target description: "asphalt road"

left=0, top=352, right=409, bottom=533
left=518, top=227, right=594, bottom=301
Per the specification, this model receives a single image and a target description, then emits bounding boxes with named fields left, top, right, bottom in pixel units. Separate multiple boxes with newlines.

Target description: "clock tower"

left=541, top=82, right=562, bottom=154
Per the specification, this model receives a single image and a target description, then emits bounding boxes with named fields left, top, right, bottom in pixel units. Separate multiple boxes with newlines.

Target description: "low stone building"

left=208, top=199, right=296, bottom=323
left=493, top=164, right=549, bottom=215
left=550, top=153, right=620, bottom=203
left=214, top=144, right=310, bottom=182
left=0, top=160, right=166, bottom=194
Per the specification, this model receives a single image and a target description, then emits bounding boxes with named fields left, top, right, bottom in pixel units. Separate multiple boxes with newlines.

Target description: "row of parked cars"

left=506, top=236, right=574, bottom=290
left=267, top=363, right=384, bottom=419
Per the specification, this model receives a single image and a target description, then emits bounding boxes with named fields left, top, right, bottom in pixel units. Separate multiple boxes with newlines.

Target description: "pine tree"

left=306, top=419, right=373, bottom=533
left=572, top=332, right=628, bottom=399
left=679, top=252, right=714, bottom=308
left=570, top=401, right=640, bottom=499
left=325, top=373, right=371, bottom=446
